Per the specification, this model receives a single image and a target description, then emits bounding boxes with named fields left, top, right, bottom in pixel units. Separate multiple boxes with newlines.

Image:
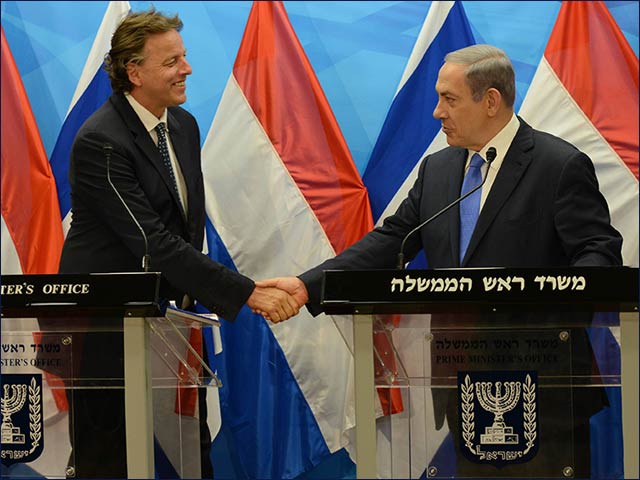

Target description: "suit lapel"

left=447, top=150, right=467, bottom=266
left=111, top=95, right=188, bottom=224
left=461, top=121, right=534, bottom=265
left=166, top=111, right=197, bottom=199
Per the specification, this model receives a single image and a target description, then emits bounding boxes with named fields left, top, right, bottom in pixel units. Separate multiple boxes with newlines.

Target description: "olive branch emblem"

left=521, top=374, right=536, bottom=454
left=460, top=375, right=475, bottom=453
left=28, top=377, right=41, bottom=454
left=461, top=373, right=537, bottom=459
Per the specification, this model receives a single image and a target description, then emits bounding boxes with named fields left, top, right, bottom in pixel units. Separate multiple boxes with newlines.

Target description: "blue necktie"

left=155, top=122, right=180, bottom=198
left=459, top=153, right=485, bottom=263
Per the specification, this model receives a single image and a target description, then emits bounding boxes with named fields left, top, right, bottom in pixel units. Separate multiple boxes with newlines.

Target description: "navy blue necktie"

left=459, top=153, right=485, bottom=263
left=155, top=122, right=180, bottom=197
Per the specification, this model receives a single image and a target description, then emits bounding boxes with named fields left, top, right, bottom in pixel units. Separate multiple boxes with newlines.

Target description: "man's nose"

left=180, top=57, right=192, bottom=76
left=433, top=101, right=444, bottom=119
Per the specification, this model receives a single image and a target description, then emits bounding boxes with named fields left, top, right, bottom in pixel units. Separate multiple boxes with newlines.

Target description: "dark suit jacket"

left=299, top=117, right=622, bottom=446
left=50, top=95, right=232, bottom=477
left=59, top=93, right=254, bottom=321
left=300, top=117, right=622, bottom=306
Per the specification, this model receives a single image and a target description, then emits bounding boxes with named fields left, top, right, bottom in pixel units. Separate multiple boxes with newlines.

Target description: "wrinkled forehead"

left=435, top=62, right=471, bottom=95
left=142, top=30, right=184, bottom=57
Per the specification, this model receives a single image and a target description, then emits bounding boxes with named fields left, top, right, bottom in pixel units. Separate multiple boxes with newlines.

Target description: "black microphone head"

left=486, top=147, right=497, bottom=164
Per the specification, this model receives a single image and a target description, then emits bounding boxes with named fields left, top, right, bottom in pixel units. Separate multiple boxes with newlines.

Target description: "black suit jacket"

left=59, top=93, right=254, bottom=321
left=300, top=117, right=622, bottom=307
left=300, top=117, right=622, bottom=449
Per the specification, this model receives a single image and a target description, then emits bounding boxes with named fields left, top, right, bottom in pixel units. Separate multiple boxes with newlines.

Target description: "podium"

left=1, top=272, right=219, bottom=479
left=321, top=267, right=639, bottom=479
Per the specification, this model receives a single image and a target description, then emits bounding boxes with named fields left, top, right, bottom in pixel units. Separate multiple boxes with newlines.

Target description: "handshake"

left=246, top=277, right=309, bottom=323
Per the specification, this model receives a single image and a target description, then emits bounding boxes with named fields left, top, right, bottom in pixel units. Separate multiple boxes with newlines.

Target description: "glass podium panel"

left=147, top=315, right=219, bottom=479
left=1, top=315, right=216, bottom=479
left=372, top=311, right=622, bottom=479
left=1, top=318, right=76, bottom=478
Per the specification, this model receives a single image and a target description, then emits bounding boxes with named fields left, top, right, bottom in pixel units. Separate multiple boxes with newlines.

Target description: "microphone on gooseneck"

left=396, top=147, right=497, bottom=270
left=104, top=143, right=151, bottom=272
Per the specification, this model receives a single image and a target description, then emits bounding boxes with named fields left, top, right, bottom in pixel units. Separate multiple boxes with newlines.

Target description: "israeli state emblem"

left=458, top=371, right=538, bottom=466
left=1, top=374, right=44, bottom=467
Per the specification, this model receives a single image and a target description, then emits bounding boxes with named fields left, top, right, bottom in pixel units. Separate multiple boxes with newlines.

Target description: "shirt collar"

left=469, top=113, right=519, bottom=170
left=125, top=93, right=168, bottom=133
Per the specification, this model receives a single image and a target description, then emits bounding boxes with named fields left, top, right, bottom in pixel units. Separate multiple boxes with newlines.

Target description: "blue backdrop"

left=1, top=2, right=637, bottom=478
left=2, top=1, right=638, bottom=177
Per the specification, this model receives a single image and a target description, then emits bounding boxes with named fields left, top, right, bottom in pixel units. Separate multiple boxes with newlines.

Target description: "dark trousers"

left=444, top=387, right=593, bottom=479
left=66, top=388, right=213, bottom=478
left=65, top=331, right=213, bottom=479
left=430, top=315, right=604, bottom=479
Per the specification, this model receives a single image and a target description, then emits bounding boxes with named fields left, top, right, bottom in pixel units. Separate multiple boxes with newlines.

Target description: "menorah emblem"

left=475, top=380, right=521, bottom=445
left=1, top=374, right=44, bottom=467
left=459, top=371, right=538, bottom=464
left=1, top=384, right=27, bottom=445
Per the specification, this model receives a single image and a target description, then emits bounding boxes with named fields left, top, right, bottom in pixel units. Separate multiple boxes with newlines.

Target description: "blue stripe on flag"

left=363, top=1, right=475, bottom=221
left=361, top=2, right=475, bottom=472
left=204, top=219, right=331, bottom=479
left=587, top=317, right=623, bottom=478
left=50, top=67, right=112, bottom=218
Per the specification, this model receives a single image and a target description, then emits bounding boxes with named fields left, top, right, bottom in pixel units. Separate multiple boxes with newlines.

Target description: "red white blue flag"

left=201, top=2, right=372, bottom=477
left=519, top=3, right=637, bottom=477
left=519, top=1, right=638, bottom=267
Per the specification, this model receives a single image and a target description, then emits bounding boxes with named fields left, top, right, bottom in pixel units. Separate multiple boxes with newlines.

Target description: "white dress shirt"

left=125, top=93, right=188, bottom=214
left=464, top=113, right=520, bottom=211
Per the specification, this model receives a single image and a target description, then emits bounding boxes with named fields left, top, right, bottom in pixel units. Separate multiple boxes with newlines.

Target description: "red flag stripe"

left=545, top=1, right=639, bottom=179
left=230, top=1, right=401, bottom=418
left=1, top=27, right=64, bottom=273
left=232, top=1, right=373, bottom=254
left=2, top=27, right=67, bottom=411
left=174, top=327, right=203, bottom=417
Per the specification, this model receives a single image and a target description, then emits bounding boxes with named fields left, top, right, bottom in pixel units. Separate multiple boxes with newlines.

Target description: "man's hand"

left=256, top=277, right=309, bottom=308
left=246, top=285, right=300, bottom=323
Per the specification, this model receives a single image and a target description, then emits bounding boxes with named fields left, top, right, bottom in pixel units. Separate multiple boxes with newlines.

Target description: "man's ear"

left=127, top=62, right=142, bottom=88
left=485, top=88, right=502, bottom=117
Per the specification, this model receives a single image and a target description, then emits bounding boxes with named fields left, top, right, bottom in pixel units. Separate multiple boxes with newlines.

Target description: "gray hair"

left=445, top=44, right=515, bottom=107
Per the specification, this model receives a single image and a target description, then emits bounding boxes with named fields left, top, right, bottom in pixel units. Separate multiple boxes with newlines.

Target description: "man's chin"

left=445, top=135, right=459, bottom=147
left=171, top=95, right=187, bottom=106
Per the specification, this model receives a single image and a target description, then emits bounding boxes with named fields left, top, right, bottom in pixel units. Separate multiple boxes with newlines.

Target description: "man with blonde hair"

left=59, top=7, right=299, bottom=477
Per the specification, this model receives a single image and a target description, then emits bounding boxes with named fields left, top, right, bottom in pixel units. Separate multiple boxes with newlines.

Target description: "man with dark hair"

left=59, top=7, right=299, bottom=478
left=260, top=44, right=622, bottom=307
left=260, top=44, right=623, bottom=478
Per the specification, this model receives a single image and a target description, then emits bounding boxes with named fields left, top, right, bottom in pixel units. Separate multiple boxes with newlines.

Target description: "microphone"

left=104, top=143, right=151, bottom=272
left=396, top=147, right=497, bottom=269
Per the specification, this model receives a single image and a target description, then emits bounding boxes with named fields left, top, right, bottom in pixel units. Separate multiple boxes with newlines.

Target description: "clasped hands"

left=246, top=277, right=309, bottom=323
